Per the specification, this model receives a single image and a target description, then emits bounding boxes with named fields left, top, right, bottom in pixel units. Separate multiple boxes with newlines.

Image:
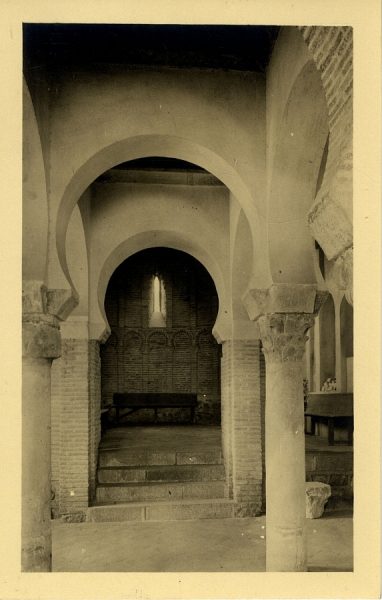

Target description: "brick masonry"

left=88, top=340, right=101, bottom=503
left=51, top=337, right=101, bottom=518
left=299, top=26, right=352, bottom=226
left=221, top=339, right=264, bottom=517
left=305, top=449, right=353, bottom=505
left=101, top=248, right=221, bottom=424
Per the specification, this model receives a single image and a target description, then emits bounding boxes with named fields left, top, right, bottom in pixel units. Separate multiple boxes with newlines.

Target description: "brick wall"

left=51, top=353, right=61, bottom=517
left=101, top=248, right=220, bottom=424
left=300, top=26, right=353, bottom=250
left=306, top=449, right=353, bottom=504
left=61, top=339, right=88, bottom=516
left=88, top=340, right=101, bottom=502
left=221, top=341, right=233, bottom=496
left=260, top=344, right=266, bottom=511
left=51, top=336, right=102, bottom=518
left=299, top=27, right=352, bottom=135
left=221, top=339, right=264, bottom=516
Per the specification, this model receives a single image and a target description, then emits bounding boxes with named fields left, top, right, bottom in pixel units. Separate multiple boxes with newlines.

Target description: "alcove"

left=101, top=247, right=221, bottom=424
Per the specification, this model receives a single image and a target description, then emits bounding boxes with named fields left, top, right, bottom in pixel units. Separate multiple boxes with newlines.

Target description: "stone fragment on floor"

left=306, top=482, right=331, bottom=518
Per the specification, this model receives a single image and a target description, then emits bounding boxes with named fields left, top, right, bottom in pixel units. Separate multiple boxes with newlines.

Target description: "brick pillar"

left=88, top=339, right=101, bottom=502
left=22, top=281, right=75, bottom=571
left=51, top=318, right=103, bottom=519
left=220, top=341, right=233, bottom=496
left=51, top=318, right=90, bottom=519
left=220, top=339, right=263, bottom=515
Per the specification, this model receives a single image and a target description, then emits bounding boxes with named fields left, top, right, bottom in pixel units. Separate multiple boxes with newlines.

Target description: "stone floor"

left=98, top=424, right=222, bottom=452
left=52, top=425, right=353, bottom=572
left=52, top=511, right=353, bottom=572
left=99, top=424, right=353, bottom=453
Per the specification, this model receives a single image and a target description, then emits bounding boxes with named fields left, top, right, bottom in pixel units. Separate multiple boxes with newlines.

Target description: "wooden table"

left=305, top=392, right=353, bottom=446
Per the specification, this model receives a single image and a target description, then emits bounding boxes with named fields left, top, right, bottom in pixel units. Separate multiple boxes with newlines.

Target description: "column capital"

left=242, top=283, right=328, bottom=322
left=22, top=280, right=78, bottom=359
left=258, top=312, right=315, bottom=363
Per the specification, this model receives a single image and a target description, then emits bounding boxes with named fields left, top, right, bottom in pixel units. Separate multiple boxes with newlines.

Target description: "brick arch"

left=299, top=27, right=353, bottom=281
left=299, top=27, right=352, bottom=138
left=172, top=330, right=192, bottom=349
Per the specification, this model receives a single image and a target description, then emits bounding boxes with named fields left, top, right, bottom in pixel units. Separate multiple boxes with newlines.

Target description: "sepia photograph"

left=1, top=0, right=380, bottom=598
left=22, top=19, right=354, bottom=573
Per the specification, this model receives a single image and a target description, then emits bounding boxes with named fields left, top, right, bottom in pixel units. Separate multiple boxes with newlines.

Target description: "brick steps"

left=98, top=463, right=225, bottom=483
left=96, top=480, right=226, bottom=503
left=87, top=498, right=235, bottom=522
left=94, top=437, right=228, bottom=521
left=98, top=448, right=223, bottom=468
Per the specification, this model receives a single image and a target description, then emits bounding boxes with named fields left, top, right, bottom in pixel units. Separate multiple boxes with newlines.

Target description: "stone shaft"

left=260, top=313, right=314, bottom=572
left=21, top=281, right=69, bottom=571
left=22, top=357, right=53, bottom=571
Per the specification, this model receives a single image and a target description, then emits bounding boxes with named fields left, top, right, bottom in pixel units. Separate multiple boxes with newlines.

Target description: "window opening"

left=153, top=275, right=161, bottom=312
left=149, top=273, right=166, bottom=327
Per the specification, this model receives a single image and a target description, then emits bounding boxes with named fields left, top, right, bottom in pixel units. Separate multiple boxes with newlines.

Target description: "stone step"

left=95, top=480, right=226, bottom=503
left=97, top=463, right=225, bottom=484
left=87, top=498, right=235, bottom=522
left=98, top=448, right=223, bottom=468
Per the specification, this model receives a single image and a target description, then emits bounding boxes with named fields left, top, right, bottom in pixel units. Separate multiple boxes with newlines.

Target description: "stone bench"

left=305, top=482, right=331, bottom=518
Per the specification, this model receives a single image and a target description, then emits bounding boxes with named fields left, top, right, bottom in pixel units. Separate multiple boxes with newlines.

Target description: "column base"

left=21, top=533, right=52, bottom=572
left=266, top=524, right=307, bottom=572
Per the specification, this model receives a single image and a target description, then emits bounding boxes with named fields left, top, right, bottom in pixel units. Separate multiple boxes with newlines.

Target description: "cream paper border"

left=0, top=0, right=380, bottom=598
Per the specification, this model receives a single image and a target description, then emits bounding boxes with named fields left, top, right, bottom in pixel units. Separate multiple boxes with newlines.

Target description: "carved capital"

left=242, top=284, right=326, bottom=321
left=258, top=313, right=315, bottom=363
left=22, top=280, right=61, bottom=359
left=22, top=318, right=61, bottom=359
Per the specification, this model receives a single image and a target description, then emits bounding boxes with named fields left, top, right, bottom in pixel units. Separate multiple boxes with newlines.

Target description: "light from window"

left=149, top=274, right=166, bottom=327
left=153, top=275, right=161, bottom=312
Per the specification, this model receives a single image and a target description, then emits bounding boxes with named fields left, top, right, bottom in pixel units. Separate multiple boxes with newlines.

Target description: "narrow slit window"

left=149, top=274, right=166, bottom=327
left=153, top=275, right=161, bottom=312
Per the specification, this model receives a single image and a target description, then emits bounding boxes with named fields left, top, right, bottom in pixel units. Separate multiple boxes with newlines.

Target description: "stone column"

left=259, top=313, right=314, bottom=571
left=243, top=284, right=327, bottom=572
left=22, top=283, right=61, bottom=571
left=22, top=281, right=76, bottom=571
